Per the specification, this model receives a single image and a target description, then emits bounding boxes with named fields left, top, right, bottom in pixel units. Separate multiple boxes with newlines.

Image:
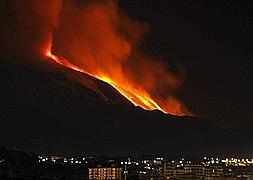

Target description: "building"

left=88, top=165, right=122, bottom=179
left=184, top=163, right=205, bottom=179
left=163, top=161, right=224, bottom=179
left=163, top=163, right=186, bottom=179
left=164, top=163, right=205, bottom=179
left=204, top=165, right=223, bottom=179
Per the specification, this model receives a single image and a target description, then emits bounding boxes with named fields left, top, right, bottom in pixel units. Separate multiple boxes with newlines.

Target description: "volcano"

left=0, top=57, right=132, bottom=108
left=0, top=57, right=252, bottom=156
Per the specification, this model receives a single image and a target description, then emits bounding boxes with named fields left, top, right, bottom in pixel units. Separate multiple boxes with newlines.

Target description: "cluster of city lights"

left=37, top=155, right=253, bottom=168
left=38, top=155, right=88, bottom=164
left=221, top=158, right=253, bottom=167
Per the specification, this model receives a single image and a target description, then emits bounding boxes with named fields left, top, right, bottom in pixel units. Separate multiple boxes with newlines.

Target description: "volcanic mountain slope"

left=0, top=57, right=252, bottom=156
left=0, top=57, right=132, bottom=108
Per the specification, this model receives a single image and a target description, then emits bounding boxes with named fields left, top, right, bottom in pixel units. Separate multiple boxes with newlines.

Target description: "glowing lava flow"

left=46, top=49, right=167, bottom=113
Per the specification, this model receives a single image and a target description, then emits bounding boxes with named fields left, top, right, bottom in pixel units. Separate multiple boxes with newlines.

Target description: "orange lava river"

left=46, top=49, right=167, bottom=113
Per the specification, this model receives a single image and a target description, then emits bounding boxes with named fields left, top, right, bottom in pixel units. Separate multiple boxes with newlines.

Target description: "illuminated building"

left=184, top=164, right=205, bottom=178
left=163, top=161, right=224, bottom=179
left=163, top=163, right=186, bottom=178
left=88, top=166, right=122, bottom=179
left=204, top=165, right=223, bottom=179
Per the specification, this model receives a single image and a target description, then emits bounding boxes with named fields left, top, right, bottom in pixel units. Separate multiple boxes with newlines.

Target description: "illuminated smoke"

left=0, top=0, right=62, bottom=59
left=1, top=0, right=190, bottom=115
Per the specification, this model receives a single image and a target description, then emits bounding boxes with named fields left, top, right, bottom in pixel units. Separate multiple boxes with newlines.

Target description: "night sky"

left=120, top=0, right=253, bottom=129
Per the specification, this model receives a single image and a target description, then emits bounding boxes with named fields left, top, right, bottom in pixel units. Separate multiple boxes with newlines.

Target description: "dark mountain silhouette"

left=0, top=57, right=252, bottom=157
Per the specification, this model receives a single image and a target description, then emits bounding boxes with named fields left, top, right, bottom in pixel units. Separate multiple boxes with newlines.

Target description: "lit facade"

left=88, top=167, right=122, bottom=179
left=163, top=162, right=224, bottom=179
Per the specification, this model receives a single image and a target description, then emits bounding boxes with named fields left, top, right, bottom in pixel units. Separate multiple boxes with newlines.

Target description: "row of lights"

left=221, top=158, right=253, bottom=166
left=38, top=156, right=88, bottom=164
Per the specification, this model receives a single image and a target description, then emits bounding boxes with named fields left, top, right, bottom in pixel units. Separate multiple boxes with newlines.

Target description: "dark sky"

left=120, top=0, right=253, bottom=129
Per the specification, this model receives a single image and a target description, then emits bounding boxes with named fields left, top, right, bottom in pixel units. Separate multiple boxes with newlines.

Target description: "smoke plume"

left=0, top=0, right=190, bottom=115
left=0, top=0, right=62, bottom=58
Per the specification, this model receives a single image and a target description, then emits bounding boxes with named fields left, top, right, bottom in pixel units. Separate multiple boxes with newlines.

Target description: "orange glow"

left=46, top=48, right=167, bottom=113
left=2, top=0, right=190, bottom=116
left=43, top=0, right=190, bottom=116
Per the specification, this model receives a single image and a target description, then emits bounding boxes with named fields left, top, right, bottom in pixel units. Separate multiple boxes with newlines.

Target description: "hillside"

left=0, top=57, right=252, bottom=156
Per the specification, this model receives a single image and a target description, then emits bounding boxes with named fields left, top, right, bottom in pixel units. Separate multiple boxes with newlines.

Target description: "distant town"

left=0, top=147, right=252, bottom=179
